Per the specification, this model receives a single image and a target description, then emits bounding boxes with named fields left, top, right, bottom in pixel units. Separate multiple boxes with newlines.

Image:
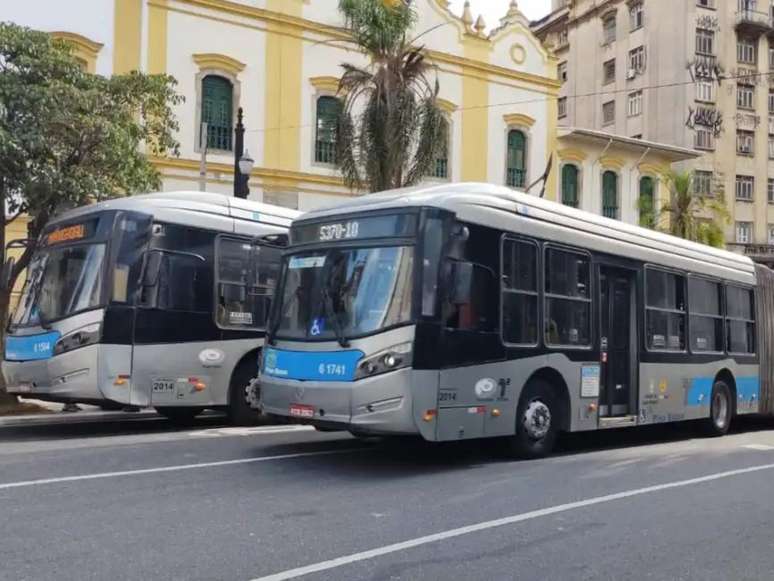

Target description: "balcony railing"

left=507, top=168, right=526, bottom=189
left=727, top=242, right=774, bottom=264
left=736, top=9, right=774, bottom=34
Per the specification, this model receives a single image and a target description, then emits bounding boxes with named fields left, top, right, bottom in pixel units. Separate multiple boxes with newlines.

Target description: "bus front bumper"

left=261, top=367, right=428, bottom=437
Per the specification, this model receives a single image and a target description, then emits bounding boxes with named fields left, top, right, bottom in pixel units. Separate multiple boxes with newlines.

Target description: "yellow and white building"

left=5, top=0, right=561, bottom=210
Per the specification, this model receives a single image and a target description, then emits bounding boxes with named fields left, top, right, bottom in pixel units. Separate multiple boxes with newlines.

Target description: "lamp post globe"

left=239, top=150, right=254, bottom=177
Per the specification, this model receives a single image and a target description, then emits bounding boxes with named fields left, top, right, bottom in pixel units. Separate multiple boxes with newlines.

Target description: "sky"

left=447, top=0, right=552, bottom=27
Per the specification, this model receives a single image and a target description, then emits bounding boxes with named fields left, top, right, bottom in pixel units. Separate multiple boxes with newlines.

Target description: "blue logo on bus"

left=5, top=331, right=61, bottom=361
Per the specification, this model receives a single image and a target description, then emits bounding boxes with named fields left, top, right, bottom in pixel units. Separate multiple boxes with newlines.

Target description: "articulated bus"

left=259, top=182, right=774, bottom=457
left=3, top=192, right=298, bottom=424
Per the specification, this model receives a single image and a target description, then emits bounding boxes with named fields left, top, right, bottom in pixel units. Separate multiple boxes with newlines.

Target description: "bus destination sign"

left=292, top=214, right=417, bottom=245
left=45, top=219, right=97, bottom=246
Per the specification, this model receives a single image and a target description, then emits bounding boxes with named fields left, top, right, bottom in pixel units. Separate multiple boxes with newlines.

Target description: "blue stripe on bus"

left=687, top=376, right=760, bottom=406
left=262, top=347, right=364, bottom=382
left=5, top=331, right=61, bottom=361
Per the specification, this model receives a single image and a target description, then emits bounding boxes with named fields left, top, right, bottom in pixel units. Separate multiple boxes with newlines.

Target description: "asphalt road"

left=3, top=414, right=774, bottom=581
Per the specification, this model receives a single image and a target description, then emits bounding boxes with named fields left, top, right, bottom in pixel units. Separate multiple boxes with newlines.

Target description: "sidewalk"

left=0, top=399, right=157, bottom=428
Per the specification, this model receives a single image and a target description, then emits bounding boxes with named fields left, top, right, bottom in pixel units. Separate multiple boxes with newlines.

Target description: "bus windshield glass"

left=11, top=243, right=106, bottom=327
left=275, top=246, right=414, bottom=341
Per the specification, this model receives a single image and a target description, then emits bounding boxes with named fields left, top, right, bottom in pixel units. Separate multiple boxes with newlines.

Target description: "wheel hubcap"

left=713, top=391, right=729, bottom=429
left=523, top=400, right=552, bottom=440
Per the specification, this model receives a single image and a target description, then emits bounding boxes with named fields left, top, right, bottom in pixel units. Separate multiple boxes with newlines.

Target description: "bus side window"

left=444, top=262, right=496, bottom=332
left=645, top=268, right=686, bottom=351
left=544, top=248, right=591, bottom=347
left=726, top=285, right=755, bottom=354
left=501, top=238, right=538, bottom=346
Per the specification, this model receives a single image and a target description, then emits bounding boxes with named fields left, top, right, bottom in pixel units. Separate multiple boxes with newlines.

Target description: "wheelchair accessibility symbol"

left=310, top=318, right=325, bottom=337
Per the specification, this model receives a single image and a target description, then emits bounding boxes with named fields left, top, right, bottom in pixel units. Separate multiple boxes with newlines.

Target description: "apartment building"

left=533, top=0, right=774, bottom=256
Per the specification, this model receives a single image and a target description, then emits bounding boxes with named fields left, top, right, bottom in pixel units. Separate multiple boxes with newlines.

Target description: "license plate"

left=152, top=380, right=175, bottom=393
left=289, top=404, right=315, bottom=418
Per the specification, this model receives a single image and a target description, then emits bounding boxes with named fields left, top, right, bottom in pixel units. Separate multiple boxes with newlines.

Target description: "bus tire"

left=505, top=379, right=560, bottom=459
left=156, top=407, right=203, bottom=425
left=702, top=380, right=733, bottom=437
left=228, top=357, right=261, bottom=426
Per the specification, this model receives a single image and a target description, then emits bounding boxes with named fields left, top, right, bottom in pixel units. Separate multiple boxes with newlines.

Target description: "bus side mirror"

left=0, top=257, right=15, bottom=292
left=450, top=262, right=473, bottom=305
left=142, top=251, right=163, bottom=287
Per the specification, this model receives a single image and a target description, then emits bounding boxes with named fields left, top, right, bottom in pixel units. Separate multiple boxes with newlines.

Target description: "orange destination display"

left=46, top=223, right=87, bottom=245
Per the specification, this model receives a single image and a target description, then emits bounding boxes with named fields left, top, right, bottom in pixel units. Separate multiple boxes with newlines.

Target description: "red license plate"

left=289, top=404, right=315, bottom=418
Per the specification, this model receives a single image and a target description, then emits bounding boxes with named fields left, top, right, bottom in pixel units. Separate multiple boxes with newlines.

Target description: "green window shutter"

left=602, top=171, right=619, bottom=219
left=639, top=176, right=655, bottom=228
left=315, top=96, right=342, bottom=164
left=561, top=164, right=579, bottom=208
left=202, top=75, right=233, bottom=151
left=506, top=130, right=527, bottom=188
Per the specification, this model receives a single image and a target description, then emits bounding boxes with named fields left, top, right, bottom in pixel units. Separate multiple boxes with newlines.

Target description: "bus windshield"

left=11, top=243, right=106, bottom=328
left=275, top=246, right=414, bottom=341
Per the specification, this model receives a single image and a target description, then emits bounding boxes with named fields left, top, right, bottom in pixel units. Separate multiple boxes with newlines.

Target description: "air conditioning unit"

left=627, top=69, right=637, bottom=80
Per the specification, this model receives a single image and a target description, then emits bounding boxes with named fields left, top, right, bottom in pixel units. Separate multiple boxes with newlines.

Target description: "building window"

left=603, top=59, right=616, bottom=84
left=768, top=89, right=774, bottom=113
left=314, top=96, right=342, bottom=164
left=544, top=248, right=591, bottom=347
left=506, top=130, right=527, bottom=188
left=630, top=2, right=644, bottom=30
left=427, top=126, right=450, bottom=180
left=736, top=175, right=755, bottom=201
left=737, top=38, right=757, bottom=64
left=769, top=136, right=774, bottom=159
left=602, top=100, right=615, bottom=125
left=738, top=84, right=755, bottom=109
left=726, top=285, right=756, bottom=354
left=201, top=75, right=234, bottom=151
left=645, top=268, right=686, bottom=351
left=696, top=29, right=715, bottom=56
left=770, top=44, right=774, bottom=70
left=629, top=46, right=646, bottom=73
left=602, top=170, right=619, bottom=219
left=501, top=238, right=539, bottom=346
left=688, top=277, right=723, bottom=353
left=603, top=13, right=617, bottom=44
left=695, top=127, right=715, bottom=150
left=769, top=224, right=774, bottom=244
left=639, top=176, right=656, bottom=228
left=697, top=0, right=715, bottom=7
left=694, top=170, right=713, bottom=196
left=558, top=97, right=567, bottom=118
left=628, top=91, right=643, bottom=117
left=696, top=80, right=715, bottom=103
left=558, top=61, right=568, bottom=83
left=561, top=164, right=580, bottom=208
left=737, top=130, right=755, bottom=156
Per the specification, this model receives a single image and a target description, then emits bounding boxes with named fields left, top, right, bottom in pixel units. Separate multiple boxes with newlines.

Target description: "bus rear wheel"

left=504, top=380, right=560, bottom=459
left=156, top=407, right=203, bottom=425
left=702, top=380, right=733, bottom=437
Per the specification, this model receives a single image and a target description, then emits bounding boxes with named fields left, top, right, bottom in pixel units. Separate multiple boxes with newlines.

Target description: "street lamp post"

left=233, top=107, right=252, bottom=199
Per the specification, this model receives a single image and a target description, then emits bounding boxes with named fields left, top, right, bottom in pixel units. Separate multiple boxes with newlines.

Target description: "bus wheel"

left=156, top=407, right=203, bottom=425
left=505, top=380, right=559, bottom=459
left=702, top=380, right=733, bottom=437
left=228, top=358, right=261, bottom=426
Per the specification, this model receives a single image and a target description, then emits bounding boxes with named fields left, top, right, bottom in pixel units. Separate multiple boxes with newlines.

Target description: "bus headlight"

left=54, top=323, right=101, bottom=356
left=355, top=342, right=412, bottom=380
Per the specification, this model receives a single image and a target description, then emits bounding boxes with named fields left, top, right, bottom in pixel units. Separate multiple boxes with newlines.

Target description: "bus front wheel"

left=702, top=380, right=733, bottom=437
left=504, top=379, right=560, bottom=459
left=156, top=407, right=203, bottom=425
left=228, top=357, right=262, bottom=426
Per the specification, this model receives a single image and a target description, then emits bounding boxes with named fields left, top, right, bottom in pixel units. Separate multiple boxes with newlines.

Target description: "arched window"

left=506, top=130, right=527, bottom=188
left=201, top=75, right=233, bottom=151
left=561, top=164, right=580, bottom=208
left=602, top=170, right=619, bottom=219
left=429, top=127, right=450, bottom=179
left=315, top=96, right=342, bottom=164
left=639, top=176, right=656, bottom=228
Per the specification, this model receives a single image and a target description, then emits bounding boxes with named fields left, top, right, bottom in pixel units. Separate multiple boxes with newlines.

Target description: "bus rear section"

left=260, top=184, right=770, bottom=457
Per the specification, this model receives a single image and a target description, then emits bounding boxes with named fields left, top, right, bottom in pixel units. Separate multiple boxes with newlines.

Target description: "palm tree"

left=639, top=170, right=728, bottom=248
left=335, top=0, right=449, bottom=193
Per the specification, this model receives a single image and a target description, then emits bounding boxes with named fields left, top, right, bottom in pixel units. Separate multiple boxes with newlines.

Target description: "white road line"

left=189, top=425, right=315, bottom=438
left=0, top=448, right=359, bottom=491
left=251, top=461, right=774, bottom=581
left=743, top=444, right=774, bottom=451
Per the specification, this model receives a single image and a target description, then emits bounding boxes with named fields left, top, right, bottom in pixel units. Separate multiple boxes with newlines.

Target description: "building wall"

left=534, top=0, right=774, bottom=247
left=8, top=0, right=559, bottom=211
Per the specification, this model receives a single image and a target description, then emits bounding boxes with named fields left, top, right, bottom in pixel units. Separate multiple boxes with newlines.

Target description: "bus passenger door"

left=598, top=267, right=637, bottom=419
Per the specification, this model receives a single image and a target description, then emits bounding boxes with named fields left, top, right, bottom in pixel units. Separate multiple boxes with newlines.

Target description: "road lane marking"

left=189, top=425, right=316, bottom=438
left=743, top=444, right=774, bottom=451
left=251, top=461, right=774, bottom=581
left=0, top=448, right=360, bottom=491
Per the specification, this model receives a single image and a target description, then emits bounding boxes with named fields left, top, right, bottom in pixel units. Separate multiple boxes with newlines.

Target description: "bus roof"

left=49, top=191, right=301, bottom=234
left=299, top=182, right=755, bottom=282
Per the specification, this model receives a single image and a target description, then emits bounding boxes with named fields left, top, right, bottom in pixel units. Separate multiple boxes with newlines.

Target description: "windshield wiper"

left=322, top=285, right=350, bottom=348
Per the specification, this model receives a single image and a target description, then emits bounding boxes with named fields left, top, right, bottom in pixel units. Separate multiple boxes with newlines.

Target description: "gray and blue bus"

left=3, top=191, right=298, bottom=424
left=258, top=182, right=774, bottom=457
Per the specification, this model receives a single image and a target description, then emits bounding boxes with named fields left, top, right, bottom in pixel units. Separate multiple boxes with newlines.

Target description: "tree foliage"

left=639, top=170, right=728, bottom=248
left=0, top=22, right=182, bottom=400
left=335, top=0, right=449, bottom=193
